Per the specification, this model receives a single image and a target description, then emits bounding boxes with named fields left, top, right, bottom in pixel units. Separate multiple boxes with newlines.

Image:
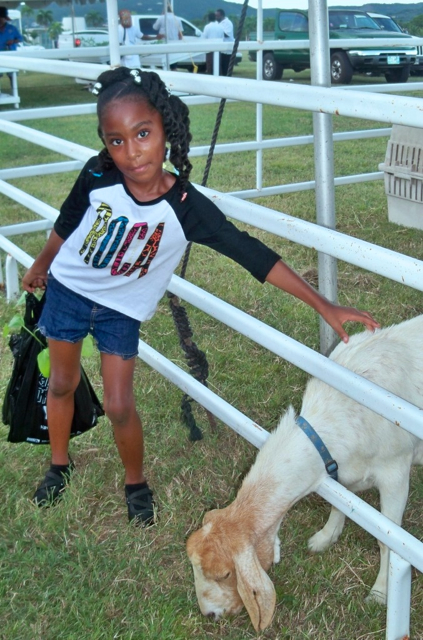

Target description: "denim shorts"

left=38, top=274, right=141, bottom=360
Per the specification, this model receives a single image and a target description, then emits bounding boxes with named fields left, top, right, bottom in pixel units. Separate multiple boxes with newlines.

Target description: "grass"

left=1, top=64, right=423, bottom=640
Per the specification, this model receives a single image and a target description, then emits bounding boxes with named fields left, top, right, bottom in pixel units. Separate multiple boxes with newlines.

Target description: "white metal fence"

left=0, top=30, right=423, bottom=640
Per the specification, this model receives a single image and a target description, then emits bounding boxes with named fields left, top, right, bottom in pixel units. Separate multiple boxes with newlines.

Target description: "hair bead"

left=130, top=69, right=142, bottom=84
left=91, top=82, right=103, bottom=95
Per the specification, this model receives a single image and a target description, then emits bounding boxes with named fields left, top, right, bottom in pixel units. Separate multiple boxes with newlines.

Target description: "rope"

left=169, top=0, right=250, bottom=441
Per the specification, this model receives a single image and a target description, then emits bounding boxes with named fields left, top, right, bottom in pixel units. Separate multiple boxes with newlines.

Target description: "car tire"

left=385, top=65, right=410, bottom=83
left=263, top=53, right=283, bottom=81
left=330, top=51, right=353, bottom=84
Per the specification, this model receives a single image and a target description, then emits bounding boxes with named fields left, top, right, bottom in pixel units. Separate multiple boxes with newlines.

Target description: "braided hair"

left=94, top=67, right=192, bottom=198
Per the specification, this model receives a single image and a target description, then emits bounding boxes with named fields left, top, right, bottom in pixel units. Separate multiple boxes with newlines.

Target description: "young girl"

left=22, top=67, right=379, bottom=527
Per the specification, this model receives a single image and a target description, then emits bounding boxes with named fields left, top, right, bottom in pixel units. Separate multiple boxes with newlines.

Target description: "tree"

left=36, top=9, right=53, bottom=28
left=405, top=14, right=423, bottom=36
left=48, top=21, right=63, bottom=48
left=20, top=4, right=33, bottom=28
left=85, top=11, right=104, bottom=28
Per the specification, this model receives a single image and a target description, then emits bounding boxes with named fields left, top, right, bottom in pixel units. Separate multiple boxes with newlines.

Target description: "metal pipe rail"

left=1, top=35, right=422, bottom=59
left=1, top=55, right=423, bottom=130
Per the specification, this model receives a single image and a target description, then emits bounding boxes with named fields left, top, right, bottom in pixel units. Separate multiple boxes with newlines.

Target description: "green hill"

left=48, top=1, right=423, bottom=30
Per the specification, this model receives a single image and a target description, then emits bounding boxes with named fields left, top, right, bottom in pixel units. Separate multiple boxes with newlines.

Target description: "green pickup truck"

left=249, top=9, right=417, bottom=83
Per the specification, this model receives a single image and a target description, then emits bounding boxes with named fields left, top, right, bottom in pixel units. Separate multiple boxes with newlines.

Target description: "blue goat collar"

left=295, top=415, right=339, bottom=481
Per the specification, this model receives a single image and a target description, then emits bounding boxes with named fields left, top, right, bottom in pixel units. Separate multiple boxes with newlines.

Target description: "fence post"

left=308, top=0, right=339, bottom=355
left=386, top=551, right=411, bottom=640
left=5, top=254, right=19, bottom=301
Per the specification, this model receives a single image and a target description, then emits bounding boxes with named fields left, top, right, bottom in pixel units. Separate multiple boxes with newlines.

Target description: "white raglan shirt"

left=51, top=157, right=281, bottom=322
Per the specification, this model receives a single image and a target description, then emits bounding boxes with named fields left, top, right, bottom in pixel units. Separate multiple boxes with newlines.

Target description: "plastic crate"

left=379, top=124, right=423, bottom=230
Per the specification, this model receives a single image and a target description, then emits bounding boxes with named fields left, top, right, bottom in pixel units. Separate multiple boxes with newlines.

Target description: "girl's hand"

left=22, top=267, right=47, bottom=293
left=21, top=230, right=65, bottom=293
left=320, top=301, right=380, bottom=343
left=265, top=260, right=380, bottom=343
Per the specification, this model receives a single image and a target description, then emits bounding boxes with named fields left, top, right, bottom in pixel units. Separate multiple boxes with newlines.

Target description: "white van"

left=133, top=15, right=241, bottom=71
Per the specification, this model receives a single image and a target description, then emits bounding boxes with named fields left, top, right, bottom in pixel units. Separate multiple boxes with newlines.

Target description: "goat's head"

left=186, top=507, right=277, bottom=631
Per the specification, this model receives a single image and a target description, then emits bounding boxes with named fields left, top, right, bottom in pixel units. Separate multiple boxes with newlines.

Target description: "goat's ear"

left=234, top=546, right=276, bottom=632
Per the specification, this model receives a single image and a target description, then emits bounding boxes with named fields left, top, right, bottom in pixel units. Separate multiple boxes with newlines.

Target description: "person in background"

left=153, top=3, right=183, bottom=70
left=0, top=6, right=23, bottom=87
left=215, top=8, right=233, bottom=76
left=202, top=11, right=224, bottom=75
left=118, top=9, right=154, bottom=68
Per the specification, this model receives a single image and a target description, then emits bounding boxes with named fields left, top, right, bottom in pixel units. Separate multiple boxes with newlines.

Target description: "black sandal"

left=33, top=460, right=75, bottom=506
left=125, top=485, right=155, bottom=527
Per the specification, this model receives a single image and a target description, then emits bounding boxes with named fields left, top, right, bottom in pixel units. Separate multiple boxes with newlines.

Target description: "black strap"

left=169, top=1, right=250, bottom=441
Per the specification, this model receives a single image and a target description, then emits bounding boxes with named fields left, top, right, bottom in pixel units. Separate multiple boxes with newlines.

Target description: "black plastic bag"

left=2, top=292, right=104, bottom=444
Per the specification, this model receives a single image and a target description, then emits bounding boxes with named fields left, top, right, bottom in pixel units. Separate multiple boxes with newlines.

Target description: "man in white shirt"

left=202, top=12, right=224, bottom=74
left=215, top=8, right=234, bottom=76
left=118, top=10, right=153, bottom=68
left=153, top=6, right=183, bottom=70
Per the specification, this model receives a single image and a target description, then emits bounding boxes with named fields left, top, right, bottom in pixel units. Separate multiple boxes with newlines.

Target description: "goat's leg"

left=308, top=506, right=346, bottom=552
left=367, top=468, right=410, bottom=605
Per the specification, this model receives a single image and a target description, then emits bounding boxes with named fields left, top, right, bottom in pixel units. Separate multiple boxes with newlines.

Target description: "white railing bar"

left=0, top=161, right=83, bottom=181
left=343, top=82, right=423, bottom=93
left=386, top=552, right=412, bottom=640
left=0, top=120, right=95, bottom=163
left=0, top=180, right=58, bottom=223
left=0, top=97, right=227, bottom=124
left=0, top=109, right=391, bottom=157
left=194, top=185, right=423, bottom=292
left=0, top=103, right=97, bottom=121
left=1, top=56, right=423, bottom=129
left=0, top=235, right=33, bottom=269
left=317, top=480, right=423, bottom=572
left=188, top=128, right=391, bottom=157
left=168, top=275, right=423, bottom=439
left=1, top=36, right=422, bottom=58
left=0, top=220, right=53, bottom=236
left=137, top=338, right=268, bottom=449
left=230, top=171, right=383, bottom=199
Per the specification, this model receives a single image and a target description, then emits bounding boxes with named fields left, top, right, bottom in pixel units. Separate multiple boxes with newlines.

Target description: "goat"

left=187, top=316, right=423, bottom=631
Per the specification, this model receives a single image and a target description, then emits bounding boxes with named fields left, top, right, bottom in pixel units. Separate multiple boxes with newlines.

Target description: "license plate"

left=387, top=55, right=400, bottom=65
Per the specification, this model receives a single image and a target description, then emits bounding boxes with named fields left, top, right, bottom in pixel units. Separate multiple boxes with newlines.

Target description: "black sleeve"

left=53, top=157, right=99, bottom=240
left=172, top=183, right=282, bottom=283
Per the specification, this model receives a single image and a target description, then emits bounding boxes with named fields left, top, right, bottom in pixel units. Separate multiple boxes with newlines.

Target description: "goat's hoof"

left=308, top=531, right=332, bottom=552
left=365, top=590, right=387, bottom=606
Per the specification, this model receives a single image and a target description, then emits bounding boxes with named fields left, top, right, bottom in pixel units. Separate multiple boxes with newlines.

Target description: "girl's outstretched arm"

left=265, top=260, right=380, bottom=343
left=22, top=230, right=65, bottom=292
